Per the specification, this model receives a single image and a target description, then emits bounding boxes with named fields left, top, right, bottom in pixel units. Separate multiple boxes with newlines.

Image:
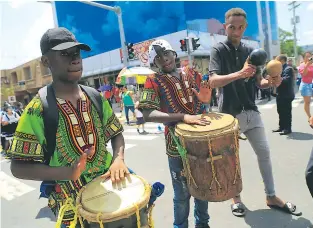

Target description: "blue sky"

left=1, top=1, right=312, bottom=70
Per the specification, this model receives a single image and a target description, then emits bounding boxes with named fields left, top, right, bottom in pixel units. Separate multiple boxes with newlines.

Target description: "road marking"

left=123, top=135, right=159, bottom=140
left=124, top=129, right=164, bottom=134
left=139, top=123, right=162, bottom=128
left=258, top=99, right=276, bottom=109
left=292, top=99, right=302, bottom=108
left=0, top=171, right=35, bottom=201
left=106, top=143, right=136, bottom=150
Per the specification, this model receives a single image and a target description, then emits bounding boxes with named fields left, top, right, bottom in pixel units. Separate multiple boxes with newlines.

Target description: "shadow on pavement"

left=244, top=208, right=312, bottom=228
left=35, top=206, right=56, bottom=222
left=286, top=132, right=313, bottom=141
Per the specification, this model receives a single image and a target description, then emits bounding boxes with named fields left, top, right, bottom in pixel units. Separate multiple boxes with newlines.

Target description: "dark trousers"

left=305, top=148, right=313, bottom=198
left=276, top=96, right=294, bottom=131
left=124, top=106, right=135, bottom=124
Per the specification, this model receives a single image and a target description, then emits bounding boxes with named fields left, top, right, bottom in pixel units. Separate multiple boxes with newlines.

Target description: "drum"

left=174, top=112, right=242, bottom=202
left=76, top=174, right=152, bottom=228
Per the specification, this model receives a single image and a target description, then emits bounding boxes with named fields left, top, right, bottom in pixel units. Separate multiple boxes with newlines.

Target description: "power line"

left=288, top=1, right=301, bottom=61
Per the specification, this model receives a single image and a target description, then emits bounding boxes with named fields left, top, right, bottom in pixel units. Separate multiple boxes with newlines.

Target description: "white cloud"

left=8, top=0, right=30, bottom=9
left=21, top=6, right=54, bottom=60
left=308, top=3, right=313, bottom=11
left=303, top=30, right=313, bottom=35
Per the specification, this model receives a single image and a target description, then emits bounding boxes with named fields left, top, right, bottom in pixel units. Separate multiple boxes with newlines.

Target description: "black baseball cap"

left=40, top=27, right=91, bottom=55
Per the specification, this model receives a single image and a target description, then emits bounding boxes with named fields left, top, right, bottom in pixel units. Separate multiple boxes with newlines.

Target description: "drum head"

left=175, top=112, right=236, bottom=136
left=81, top=174, right=147, bottom=214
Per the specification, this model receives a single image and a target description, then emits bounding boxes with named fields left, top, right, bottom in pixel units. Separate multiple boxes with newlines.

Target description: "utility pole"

left=82, top=1, right=129, bottom=67
left=288, top=1, right=300, bottom=62
left=38, top=1, right=129, bottom=67
left=186, top=37, right=193, bottom=68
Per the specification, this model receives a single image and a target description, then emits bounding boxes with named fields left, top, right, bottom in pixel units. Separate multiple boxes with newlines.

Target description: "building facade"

left=0, top=58, right=52, bottom=106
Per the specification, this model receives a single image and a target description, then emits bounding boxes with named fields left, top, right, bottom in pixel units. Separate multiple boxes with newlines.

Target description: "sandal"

left=231, top=202, right=246, bottom=217
left=267, top=202, right=302, bottom=216
left=308, top=118, right=313, bottom=129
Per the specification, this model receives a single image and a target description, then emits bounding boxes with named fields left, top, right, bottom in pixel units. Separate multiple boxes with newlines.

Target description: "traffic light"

left=180, top=39, right=187, bottom=52
left=191, top=38, right=200, bottom=50
left=127, top=43, right=135, bottom=60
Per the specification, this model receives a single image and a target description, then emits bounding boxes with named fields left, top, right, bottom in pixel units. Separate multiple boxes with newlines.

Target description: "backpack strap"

left=38, top=84, right=58, bottom=165
left=80, top=85, right=103, bottom=121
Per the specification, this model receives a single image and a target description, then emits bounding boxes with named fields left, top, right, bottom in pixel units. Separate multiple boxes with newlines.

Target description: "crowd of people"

left=2, top=6, right=313, bottom=228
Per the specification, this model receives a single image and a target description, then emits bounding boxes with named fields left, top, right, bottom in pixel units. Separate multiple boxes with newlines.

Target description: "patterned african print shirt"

left=8, top=91, right=123, bottom=227
left=139, top=68, right=205, bottom=156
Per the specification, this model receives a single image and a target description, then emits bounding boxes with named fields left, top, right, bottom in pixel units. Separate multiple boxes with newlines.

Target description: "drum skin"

left=175, top=113, right=242, bottom=202
left=76, top=174, right=151, bottom=227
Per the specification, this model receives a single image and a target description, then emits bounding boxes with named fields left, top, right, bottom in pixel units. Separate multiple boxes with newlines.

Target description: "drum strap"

left=168, top=128, right=198, bottom=188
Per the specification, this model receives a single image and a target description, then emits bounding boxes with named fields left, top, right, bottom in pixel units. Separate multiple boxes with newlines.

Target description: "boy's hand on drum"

left=191, top=82, right=212, bottom=103
left=69, top=153, right=87, bottom=181
left=102, top=157, right=130, bottom=183
left=183, top=114, right=211, bottom=126
left=204, top=113, right=223, bottom=120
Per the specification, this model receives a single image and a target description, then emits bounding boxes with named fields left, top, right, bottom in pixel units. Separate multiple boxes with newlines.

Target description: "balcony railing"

left=14, top=81, right=26, bottom=92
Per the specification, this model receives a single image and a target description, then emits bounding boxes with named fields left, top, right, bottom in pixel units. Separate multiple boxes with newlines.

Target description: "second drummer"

left=208, top=7, right=301, bottom=217
left=139, top=39, right=212, bottom=228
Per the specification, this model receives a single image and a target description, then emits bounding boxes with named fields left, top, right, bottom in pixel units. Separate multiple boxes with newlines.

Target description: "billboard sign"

left=53, top=1, right=272, bottom=59
left=119, top=39, right=155, bottom=67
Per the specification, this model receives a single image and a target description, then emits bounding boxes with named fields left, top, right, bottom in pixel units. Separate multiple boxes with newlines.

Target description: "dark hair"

left=225, top=8, right=247, bottom=21
left=277, top=55, right=287, bottom=62
left=303, top=52, right=312, bottom=57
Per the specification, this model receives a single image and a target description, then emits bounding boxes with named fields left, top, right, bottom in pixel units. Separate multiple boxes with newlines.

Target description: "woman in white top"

left=1, top=105, right=20, bottom=151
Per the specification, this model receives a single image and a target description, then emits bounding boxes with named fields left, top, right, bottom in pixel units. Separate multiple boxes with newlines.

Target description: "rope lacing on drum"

left=55, top=188, right=78, bottom=228
left=97, top=213, right=104, bottom=228
left=169, top=128, right=198, bottom=189
left=233, top=131, right=241, bottom=184
left=207, top=137, right=221, bottom=190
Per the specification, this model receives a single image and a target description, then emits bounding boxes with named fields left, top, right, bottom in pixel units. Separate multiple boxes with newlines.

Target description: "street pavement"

left=1, top=94, right=313, bottom=228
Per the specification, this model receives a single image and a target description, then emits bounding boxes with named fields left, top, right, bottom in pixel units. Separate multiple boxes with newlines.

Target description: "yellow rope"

left=207, top=137, right=221, bottom=190
left=182, top=159, right=198, bottom=189
left=233, top=131, right=241, bottom=184
left=147, top=204, right=155, bottom=228
left=55, top=187, right=78, bottom=228
left=97, top=213, right=104, bottom=228
left=77, top=204, right=85, bottom=228
left=134, top=204, right=141, bottom=228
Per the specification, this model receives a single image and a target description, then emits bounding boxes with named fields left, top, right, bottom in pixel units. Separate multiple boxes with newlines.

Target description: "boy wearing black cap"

left=8, top=27, right=129, bottom=227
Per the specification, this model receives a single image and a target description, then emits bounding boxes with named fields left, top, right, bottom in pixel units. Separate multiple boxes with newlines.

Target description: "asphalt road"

left=1, top=95, right=313, bottom=228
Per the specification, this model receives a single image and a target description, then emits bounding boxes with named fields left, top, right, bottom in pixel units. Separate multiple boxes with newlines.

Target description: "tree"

left=279, top=27, right=303, bottom=57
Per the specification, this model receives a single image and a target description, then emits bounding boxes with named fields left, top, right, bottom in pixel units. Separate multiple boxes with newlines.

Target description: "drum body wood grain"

left=175, top=113, right=242, bottom=202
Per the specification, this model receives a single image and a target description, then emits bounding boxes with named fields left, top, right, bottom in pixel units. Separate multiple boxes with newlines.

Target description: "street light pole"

left=81, top=1, right=129, bottom=67
left=288, top=1, right=300, bottom=62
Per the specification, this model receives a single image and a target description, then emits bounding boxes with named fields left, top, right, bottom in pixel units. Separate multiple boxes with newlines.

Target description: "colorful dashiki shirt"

left=8, top=91, right=123, bottom=227
left=139, top=68, right=205, bottom=157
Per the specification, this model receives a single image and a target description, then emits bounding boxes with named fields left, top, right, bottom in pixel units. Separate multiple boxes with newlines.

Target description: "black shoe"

left=272, top=128, right=283, bottom=133
left=279, top=130, right=292, bottom=135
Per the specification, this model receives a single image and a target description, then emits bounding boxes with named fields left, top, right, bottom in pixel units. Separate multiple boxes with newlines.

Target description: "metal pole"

left=81, top=1, right=129, bottom=67
left=256, top=1, right=265, bottom=50
left=288, top=1, right=300, bottom=62
left=292, top=8, right=298, bottom=61
left=115, top=7, right=129, bottom=67
left=186, top=37, right=193, bottom=68
left=265, top=1, right=272, bottom=59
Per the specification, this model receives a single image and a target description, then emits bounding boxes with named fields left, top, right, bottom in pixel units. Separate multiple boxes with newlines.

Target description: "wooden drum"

left=174, top=112, right=242, bottom=202
left=76, top=174, right=152, bottom=228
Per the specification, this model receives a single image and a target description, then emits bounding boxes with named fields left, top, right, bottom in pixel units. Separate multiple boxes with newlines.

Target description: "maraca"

left=266, top=59, right=283, bottom=95
left=249, top=49, right=268, bottom=66
left=245, top=49, right=268, bottom=82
